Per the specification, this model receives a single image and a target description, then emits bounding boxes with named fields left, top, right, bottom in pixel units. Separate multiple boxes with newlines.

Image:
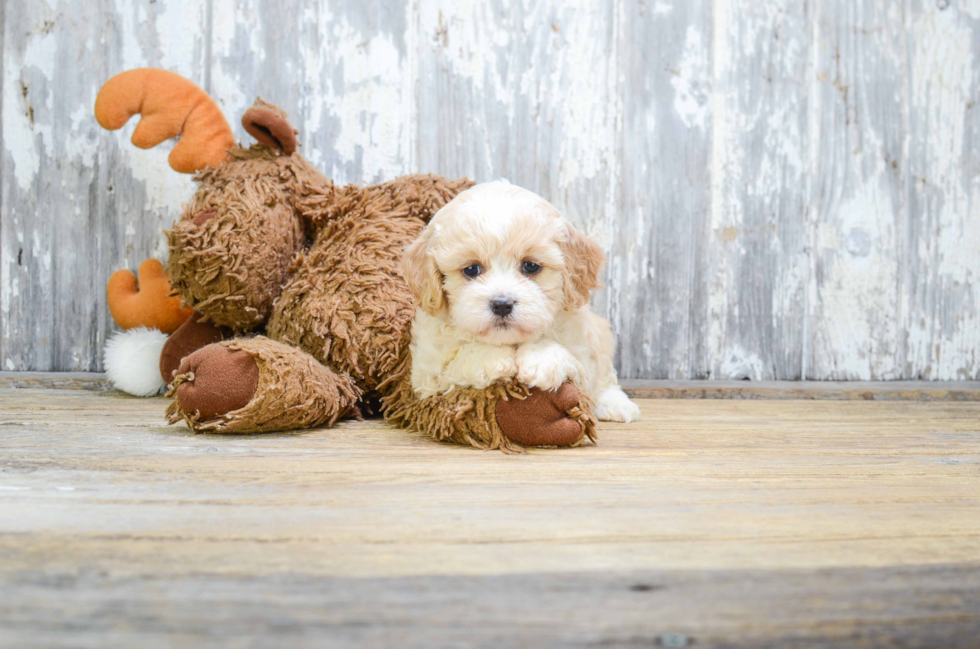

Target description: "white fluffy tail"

left=103, top=327, right=168, bottom=397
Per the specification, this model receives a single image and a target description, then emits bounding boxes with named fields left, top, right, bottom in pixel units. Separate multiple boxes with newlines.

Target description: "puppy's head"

left=402, top=181, right=604, bottom=345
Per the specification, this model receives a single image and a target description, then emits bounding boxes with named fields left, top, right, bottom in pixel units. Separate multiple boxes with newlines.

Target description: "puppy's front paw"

left=517, top=342, right=584, bottom=391
left=443, top=343, right=517, bottom=390
left=483, top=353, right=519, bottom=385
left=593, top=386, right=641, bottom=423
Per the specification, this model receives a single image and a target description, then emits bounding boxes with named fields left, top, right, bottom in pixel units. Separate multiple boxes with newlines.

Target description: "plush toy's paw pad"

left=495, top=383, right=586, bottom=447
left=593, top=386, right=641, bottom=423
left=159, top=312, right=231, bottom=383
left=174, top=344, right=259, bottom=421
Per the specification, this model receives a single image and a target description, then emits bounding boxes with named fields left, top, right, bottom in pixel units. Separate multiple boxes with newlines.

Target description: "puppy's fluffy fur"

left=402, top=181, right=640, bottom=423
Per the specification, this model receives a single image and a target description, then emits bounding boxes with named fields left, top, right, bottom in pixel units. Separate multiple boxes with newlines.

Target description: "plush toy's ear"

left=242, top=98, right=298, bottom=155
left=107, top=259, right=193, bottom=334
left=401, top=227, right=446, bottom=316
left=95, top=68, right=235, bottom=174
left=560, top=222, right=605, bottom=310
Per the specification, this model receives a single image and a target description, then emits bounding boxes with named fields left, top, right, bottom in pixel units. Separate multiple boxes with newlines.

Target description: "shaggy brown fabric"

left=156, top=99, right=596, bottom=450
left=267, top=174, right=474, bottom=391
left=165, top=145, right=328, bottom=329
left=173, top=344, right=260, bottom=421
left=192, top=208, right=218, bottom=226
left=242, top=99, right=298, bottom=155
left=159, top=311, right=231, bottom=382
left=166, top=336, right=361, bottom=434
left=379, top=357, right=597, bottom=452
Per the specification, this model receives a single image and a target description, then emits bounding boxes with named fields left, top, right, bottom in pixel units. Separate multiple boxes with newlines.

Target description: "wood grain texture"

left=1, top=0, right=979, bottom=380
left=807, top=0, right=908, bottom=380
left=3, top=567, right=979, bottom=648
left=707, top=0, right=809, bottom=380
left=905, top=0, right=980, bottom=380
left=612, top=0, right=709, bottom=380
left=618, top=378, right=980, bottom=400
left=210, top=0, right=415, bottom=185
left=0, top=0, right=202, bottom=372
left=6, top=371, right=980, bottom=400
left=1, top=388, right=979, bottom=646
left=0, top=371, right=112, bottom=390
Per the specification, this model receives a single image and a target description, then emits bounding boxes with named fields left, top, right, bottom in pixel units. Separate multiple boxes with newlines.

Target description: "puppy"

left=402, top=180, right=640, bottom=423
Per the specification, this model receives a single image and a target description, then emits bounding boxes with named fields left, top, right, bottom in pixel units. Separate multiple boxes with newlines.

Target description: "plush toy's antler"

left=107, top=259, right=193, bottom=334
left=95, top=68, right=236, bottom=173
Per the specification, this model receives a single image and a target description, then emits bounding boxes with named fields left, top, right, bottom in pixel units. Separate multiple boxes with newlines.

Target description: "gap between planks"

left=1, top=372, right=979, bottom=401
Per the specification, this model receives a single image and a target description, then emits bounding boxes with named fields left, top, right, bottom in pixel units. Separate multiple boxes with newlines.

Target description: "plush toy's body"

left=97, top=68, right=596, bottom=451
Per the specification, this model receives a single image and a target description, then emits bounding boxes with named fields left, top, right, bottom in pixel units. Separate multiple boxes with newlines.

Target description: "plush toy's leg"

left=381, top=360, right=597, bottom=452
left=166, top=336, right=360, bottom=434
left=158, top=311, right=232, bottom=383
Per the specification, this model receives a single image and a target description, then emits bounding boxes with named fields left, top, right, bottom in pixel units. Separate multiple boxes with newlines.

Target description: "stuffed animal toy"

left=107, top=258, right=193, bottom=333
left=103, top=258, right=193, bottom=396
left=95, top=68, right=596, bottom=451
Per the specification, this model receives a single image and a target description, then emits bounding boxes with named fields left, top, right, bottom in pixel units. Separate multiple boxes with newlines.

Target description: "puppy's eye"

left=462, top=264, right=483, bottom=279
left=521, top=261, right=542, bottom=276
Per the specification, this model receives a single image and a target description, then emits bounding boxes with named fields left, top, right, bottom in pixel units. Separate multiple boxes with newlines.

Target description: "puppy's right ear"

left=560, top=222, right=605, bottom=310
left=402, top=227, right=446, bottom=316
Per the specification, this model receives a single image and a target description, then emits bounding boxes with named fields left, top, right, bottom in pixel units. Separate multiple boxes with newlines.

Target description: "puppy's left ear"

left=560, top=222, right=605, bottom=310
left=402, top=226, right=446, bottom=316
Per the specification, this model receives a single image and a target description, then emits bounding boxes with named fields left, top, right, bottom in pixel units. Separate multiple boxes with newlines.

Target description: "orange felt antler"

left=94, top=68, right=236, bottom=173
left=107, top=259, right=193, bottom=334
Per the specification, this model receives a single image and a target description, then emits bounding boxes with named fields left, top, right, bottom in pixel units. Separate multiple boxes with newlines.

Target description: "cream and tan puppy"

left=402, top=181, right=640, bottom=423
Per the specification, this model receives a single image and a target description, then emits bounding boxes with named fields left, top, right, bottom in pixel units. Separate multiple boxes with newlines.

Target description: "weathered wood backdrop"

left=2, top=0, right=979, bottom=380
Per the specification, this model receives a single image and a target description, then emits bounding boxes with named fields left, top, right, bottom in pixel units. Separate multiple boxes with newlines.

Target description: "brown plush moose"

left=95, top=68, right=596, bottom=451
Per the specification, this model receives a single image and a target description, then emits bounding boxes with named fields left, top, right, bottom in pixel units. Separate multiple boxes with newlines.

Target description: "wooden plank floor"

left=1, top=387, right=979, bottom=648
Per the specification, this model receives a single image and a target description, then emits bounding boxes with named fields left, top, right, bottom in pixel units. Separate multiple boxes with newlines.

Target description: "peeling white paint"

left=720, top=344, right=767, bottom=381
left=317, top=29, right=409, bottom=181
left=114, top=0, right=148, bottom=70
left=805, top=0, right=910, bottom=380
left=555, top=6, right=618, bottom=185
left=905, top=5, right=980, bottom=380
left=3, top=26, right=57, bottom=191
left=2, top=0, right=979, bottom=379
left=153, top=0, right=207, bottom=72
left=114, top=133, right=197, bottom=214
left=814, top=181, right=901, bottom=379
left=962, top=0, right=980, bottom=19
left=707, top=0, right=738, bottom=375
left=671, top=26, right=709, bottom=131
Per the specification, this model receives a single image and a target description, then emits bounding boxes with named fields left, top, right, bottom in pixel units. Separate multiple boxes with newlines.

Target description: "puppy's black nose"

left=491, top=296, right=514, bottom=317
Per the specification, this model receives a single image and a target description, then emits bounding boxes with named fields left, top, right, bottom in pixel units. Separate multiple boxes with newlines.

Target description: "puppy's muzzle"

left=490, top=296, right=515, bottom=317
